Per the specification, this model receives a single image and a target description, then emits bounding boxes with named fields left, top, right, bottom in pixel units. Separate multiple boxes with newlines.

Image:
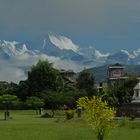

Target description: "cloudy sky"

left=0, top=0, right=140, bottom=52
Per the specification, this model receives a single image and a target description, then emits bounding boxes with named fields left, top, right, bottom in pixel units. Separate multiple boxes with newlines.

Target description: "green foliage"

left=26, top=96, right=45, bottom=109
left=65, top=110, right=75, bottom=120
left=100, top=87, right=119, bottom=107
left=100, top=76, right=138, bottom=107
left=40, top=90, right=63, bottom=108
left=15, top=80, right=29, bottom=101
left=119, top=116, right=128, bottom=127
left=0, top=110, right=140, bottom=140
left=111, top=76, right=138, bottom=106
left=0, top=82, right=18, bottom=95
left=77, top=96, right=116, bottom=140
left=0, top=94, right=18, bottom=109
left=0, top=94, right=19, bottom=120
left=28, top=60, right=63, bottom=95
left=41, top=112, right=53, bottom=118
left=40, top=90, right=64, bottom=117
left=62, top=84, right=87, bottom=107
left=77, top=69, right=97, bottom=96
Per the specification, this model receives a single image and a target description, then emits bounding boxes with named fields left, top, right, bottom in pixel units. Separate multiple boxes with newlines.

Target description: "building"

left=95, top=82, right=107, bottom=93
left=132, top=82, right=140, bottom=103
left=107, top=63, right=128, bottom=87
left=59, top=69, right=77, bottom=84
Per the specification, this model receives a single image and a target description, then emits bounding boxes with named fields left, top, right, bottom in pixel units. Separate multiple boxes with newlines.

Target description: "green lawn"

left=0, top=110, right=139, bottom=140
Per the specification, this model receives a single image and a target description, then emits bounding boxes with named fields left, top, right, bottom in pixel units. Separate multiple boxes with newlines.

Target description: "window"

left=136, top=91, right=139, bottom=97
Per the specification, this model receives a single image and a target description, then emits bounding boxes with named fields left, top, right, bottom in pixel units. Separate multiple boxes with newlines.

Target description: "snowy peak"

left=48, top=33, right=80, bottom=53
left=133, top=49, right=140, bottom=57
left=106, top=49, right=140, bottom=64
left=81, top=46, right=109, bottom=60
left=1, top=34, right=140, bottom=83
left=0, top=40, right=36, bottom=57
left=43, top=34, right=109, bottom=66
left=0, top=40, right=29, bottom=57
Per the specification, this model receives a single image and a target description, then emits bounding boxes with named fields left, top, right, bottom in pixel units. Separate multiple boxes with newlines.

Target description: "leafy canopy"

left=26, top=96, right=45, bottom=109
left=28, top=60, right=63, bottom=95
left=77, top=96, right=116, bottom=140
left=77, top=70, right=96, bottom=96
left=0, top=94, right=18, bottom=106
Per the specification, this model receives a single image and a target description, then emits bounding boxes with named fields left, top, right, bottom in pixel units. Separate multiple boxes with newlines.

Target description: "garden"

left=0, top=110, right=139, bottom=140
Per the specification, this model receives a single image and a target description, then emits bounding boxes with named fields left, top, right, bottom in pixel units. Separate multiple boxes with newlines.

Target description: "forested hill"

left=87, top=64, right=140, bottom=82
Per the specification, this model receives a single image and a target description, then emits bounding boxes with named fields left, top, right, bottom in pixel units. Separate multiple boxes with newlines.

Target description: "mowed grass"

left=0, top=110, right=139, bottom=140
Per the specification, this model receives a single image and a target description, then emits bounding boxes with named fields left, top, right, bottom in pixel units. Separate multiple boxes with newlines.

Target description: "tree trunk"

left=51, top=109, right=55, bottom=118
left=97, top=133, right=104, bottom=140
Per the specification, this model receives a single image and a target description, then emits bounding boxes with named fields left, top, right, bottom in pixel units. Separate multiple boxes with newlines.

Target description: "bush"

left=41, top=112, right=52, bottom=118
left=65, top=110, right=75, bottom=120
left=119, top=116, right=128, bottom=127
left=130, top=114, right=135, bottom=121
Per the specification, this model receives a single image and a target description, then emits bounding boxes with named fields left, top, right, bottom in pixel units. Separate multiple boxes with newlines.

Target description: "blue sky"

left=0, top=0, right=140, bottom=53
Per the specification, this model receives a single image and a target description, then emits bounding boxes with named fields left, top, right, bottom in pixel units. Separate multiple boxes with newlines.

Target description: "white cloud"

left=0, top=66, right=27, bottom=83
left=95, top=50, right=109, bottom=59
left=48, top=33, right=80, bottom=53
left=82, top=46, right=109, bottom=60
left=0, top=49, right=90, bottom=83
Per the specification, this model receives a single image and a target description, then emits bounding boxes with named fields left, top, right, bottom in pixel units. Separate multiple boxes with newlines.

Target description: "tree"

left=14, top=80, right=29, bottom=102
left=100, top=87, right=119, bottom=107
left=40, top=89, right=64, bottom=117
left=99, top=76, right=138, bottom=107
left=77, top=96, right=116, bottom=140
left=111, top=76, right=138, bottom=106
left=26, top=96, right=45, bottom=114
left=27, top=60, right=63, bottom=96
left=0, top=94, right=18, bottom=120
left=77, top=69, right=97, bottom=96
left=0, top=82, right=18, bottom=96
left=62, top=84, right=87, bottom=108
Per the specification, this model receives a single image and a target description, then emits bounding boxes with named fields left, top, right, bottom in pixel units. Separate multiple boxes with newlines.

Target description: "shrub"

left=65, top=110, right=75, bottom=120
left=119, top=116, right=128, bottom=127
left=41, top=112, right=52, bottom=118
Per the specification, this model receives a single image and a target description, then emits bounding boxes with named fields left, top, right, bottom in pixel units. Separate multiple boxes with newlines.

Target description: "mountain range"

left=0, top=33, right=140, bottom=83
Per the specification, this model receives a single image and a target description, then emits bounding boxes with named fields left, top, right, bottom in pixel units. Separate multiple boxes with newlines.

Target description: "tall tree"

left=15, top=80, right=29, bottom=101
left=77, top=69, right=96, bottom=96
left=40, top=90, right=63, bottom=117
left=27, top=60, right=63, bottom=96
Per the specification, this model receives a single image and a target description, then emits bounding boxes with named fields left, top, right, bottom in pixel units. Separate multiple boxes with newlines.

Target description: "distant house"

left=107, top=63, right=128, bottom=87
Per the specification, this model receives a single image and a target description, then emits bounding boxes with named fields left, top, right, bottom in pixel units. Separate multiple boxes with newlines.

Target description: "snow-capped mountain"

left=106, top=49, right=140, bottom=64
left=42, top=34, right=109, bottom=66
left=0, top=33, right=140, bottom=83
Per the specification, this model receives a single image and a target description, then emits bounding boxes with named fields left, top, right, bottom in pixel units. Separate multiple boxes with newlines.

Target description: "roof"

left=134, top=82, right=140, bottom=90
left=111, top=63, right=123, bottom=66
left=109, top=63, right=125, bottom=69
left=109, top=77, right=128, bottom=80
left=59, top=69, right=75, bottom=74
